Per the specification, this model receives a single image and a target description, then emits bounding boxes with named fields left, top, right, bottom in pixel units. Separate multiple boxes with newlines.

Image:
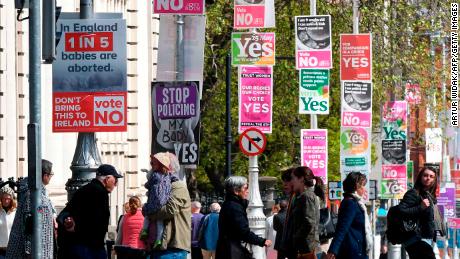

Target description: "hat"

left=153, top=152, right=171, bottom=169
left=1, top=186, right=15, bottom=198
left=96, top=164, right=123, bottom=178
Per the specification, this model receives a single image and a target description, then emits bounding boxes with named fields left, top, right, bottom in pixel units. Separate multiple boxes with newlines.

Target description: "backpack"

left=319, top=207, right=338, bottom=242
left=385, top=205, right=418, bottom=245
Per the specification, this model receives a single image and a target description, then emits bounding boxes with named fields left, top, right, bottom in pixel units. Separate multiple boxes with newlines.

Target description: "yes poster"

left=232, top=32, right=275, bottom=66
left=299, top=69, right=329, bottom=114
left=340, top=34, right=372, bottom=81
left=238, top=66, right=273, bottom=133
left=425, top=128, right=442, bottom=163
left=233, top=0, right=275, bottom=29
left=301, top=129, right=328, bottom=184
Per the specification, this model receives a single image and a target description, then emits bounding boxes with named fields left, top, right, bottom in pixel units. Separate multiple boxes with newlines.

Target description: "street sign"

left=369, top=180, right=377, bottom=200
left=328, top=181, right=342, bottom=200
left=239, top=127, right=267, bottom=156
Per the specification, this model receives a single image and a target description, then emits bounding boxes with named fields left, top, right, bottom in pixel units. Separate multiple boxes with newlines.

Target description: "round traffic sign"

left=239, top=127, right=267, bottom=156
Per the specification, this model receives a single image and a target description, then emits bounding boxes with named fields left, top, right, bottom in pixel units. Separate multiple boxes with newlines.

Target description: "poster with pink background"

left=301, top=129, right=328, bottom=183
left=238, top=66, right=273, bottom=133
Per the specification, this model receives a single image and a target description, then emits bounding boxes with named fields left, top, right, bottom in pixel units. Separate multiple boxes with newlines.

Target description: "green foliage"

left=197, top=0, right=451, bottom=192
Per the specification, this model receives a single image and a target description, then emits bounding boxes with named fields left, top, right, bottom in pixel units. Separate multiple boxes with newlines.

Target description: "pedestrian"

left=140, top=152, right=178, bottom=249
left=290, top=166, right=320, bottom=258
left=6, top=159, right=55, bottom=259
left=199, top=203, right=220, bottom=259
left=398, top=167, right=445, bottom=259
left=266, top=204, right=280, bottom=259
left=57, top=164, right=123, bottom=259
left=115, top=196, right=146, bottom=259
left=273, top=200, right=287, bottom=259
left=0, top=187, right=16, bottom=259
left=326, top=172, right=372, bottom=259
left=147, top=153, right=191, bottom=259
left=191, top=201, right=204, bottom=259
left=279, top=168, right=296, bottom=259
left=216, top=176, right=272, bottom=259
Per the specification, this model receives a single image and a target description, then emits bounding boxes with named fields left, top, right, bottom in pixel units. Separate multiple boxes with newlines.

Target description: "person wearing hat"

left=57, top=164, right=123, bottom=259
left=140, top=152, right=178, bottom=249
left=145, top=152, right=192, bottom=259
left=0, top=187, right=16, bottom=259
left=7, top=159, right=56, bottom=259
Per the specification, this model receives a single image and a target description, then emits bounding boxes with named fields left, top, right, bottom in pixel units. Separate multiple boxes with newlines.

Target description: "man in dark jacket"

left=57, top=164, right=123, bottom=259
left=279, top=168, right=296, bottom=259
left=273, top=200, right=287, bottom=259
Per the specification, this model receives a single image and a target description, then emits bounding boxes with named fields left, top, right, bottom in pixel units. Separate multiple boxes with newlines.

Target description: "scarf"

left=350, top=193, right=373, bottom=254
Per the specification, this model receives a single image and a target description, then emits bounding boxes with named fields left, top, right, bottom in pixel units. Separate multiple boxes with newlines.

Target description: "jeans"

left=67, top=244, right=107, bottom=259
left=151, top=248, right=188, bottom=259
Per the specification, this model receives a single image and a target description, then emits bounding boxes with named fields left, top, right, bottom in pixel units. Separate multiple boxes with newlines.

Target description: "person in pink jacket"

left=115, top=196, right=146, bottom=259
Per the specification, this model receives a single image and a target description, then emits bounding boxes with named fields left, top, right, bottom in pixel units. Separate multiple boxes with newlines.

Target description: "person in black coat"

left=399, top=166, right=443, bottom=259
left=327, top=172, right=371, bottom=259
left=57, top=164, right=123, bottom=259
left=273, top=200, right=287, bottom=259
left=215, top=176, right=272, bottom=259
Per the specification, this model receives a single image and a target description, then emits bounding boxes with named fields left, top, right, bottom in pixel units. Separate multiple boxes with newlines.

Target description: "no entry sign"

left=239, top=127, right=267, bottom=156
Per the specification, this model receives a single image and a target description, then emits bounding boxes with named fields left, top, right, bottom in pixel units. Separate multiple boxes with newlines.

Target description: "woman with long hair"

left=116, top=196, right=146, bottom=259
left=290, top=166, right=320, bottom=258
left=398, top=167, right=444, bottom=259
left=0, top=188, right=16, bottom=259
left=327, top=172, right=372, bottom=259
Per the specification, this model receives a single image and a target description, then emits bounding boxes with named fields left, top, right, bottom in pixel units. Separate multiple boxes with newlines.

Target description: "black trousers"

left=405, top=240, right=435, bottom=259
left=191, top=247, right=203, bottom=259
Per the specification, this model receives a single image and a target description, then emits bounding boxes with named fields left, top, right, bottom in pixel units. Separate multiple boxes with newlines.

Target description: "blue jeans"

left=68, top=244, right=107, bottom=259
left=151, top=248, right=188, bottom=259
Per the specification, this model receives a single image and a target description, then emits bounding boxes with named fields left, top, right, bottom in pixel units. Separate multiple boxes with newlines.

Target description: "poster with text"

left=438, top=182, right=456, bottom=218
left=153, top=0, right=205, bottom=15
left=341, top=81, right=372, bottom=128
left=340, top=34, right=372, bottom=81
left=151, top=81, right=200, bottom=166
left=381, top=165, right=407, bottom=199
left=405, top=82, right=421, bottom=105
left=301, top=129, right=328, bottom=183
left=295, top=15, right=332, bottom=69
left=299, top=69, right=329, bottom=114
left=53, top=17, right=127, bottom=132
left=232, top=32, right=275, bottom=66
left=238, top=66, right=273, bottom=133
left=233, top=0, right=275, bottom=29
left=340, top=127, right=371, bottom=175
left=157, top=15, right=205, bottom=97
left=425, top=128, right=443, bottom=163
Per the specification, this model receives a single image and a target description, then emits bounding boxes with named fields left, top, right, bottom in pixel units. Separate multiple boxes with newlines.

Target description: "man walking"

left=191, top=201, right=204, bottom=259
left=57, top=164, right=123, bottom=259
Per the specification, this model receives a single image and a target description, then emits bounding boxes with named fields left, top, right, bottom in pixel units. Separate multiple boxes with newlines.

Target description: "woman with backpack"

left=326, top=172, right=372, bottom=259
left=398, top=166, right=445, bottom=259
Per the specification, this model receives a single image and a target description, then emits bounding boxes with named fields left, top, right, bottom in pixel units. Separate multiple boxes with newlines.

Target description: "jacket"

left=191, top=212, right=204, bottom=248
left=216, top=193, right=266, bottom=259
left=121, top=209, right=145, bottom=249
left=199, top=212, right=219, bottom=251
left=149, top=180, right=191, bottom=252
left=292, top=188, right=320, bottom=254
left=58, top=179, right=110, bottom=249
left=273, top=208, right=286, bottom=251
left=328, top=195, right=367, bottom=259
left=399, top=188, right=435, bottom=240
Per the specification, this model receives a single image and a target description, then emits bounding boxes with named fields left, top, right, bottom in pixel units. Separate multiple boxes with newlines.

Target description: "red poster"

left=340, top=34, right=372, bottom=81
left=53, top=92, right=127, bottom=132
left=452, top=170, right=460, bottom=199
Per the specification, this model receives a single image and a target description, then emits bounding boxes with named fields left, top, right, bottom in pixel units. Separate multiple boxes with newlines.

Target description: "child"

left=140, top=152, right=179, bottom=248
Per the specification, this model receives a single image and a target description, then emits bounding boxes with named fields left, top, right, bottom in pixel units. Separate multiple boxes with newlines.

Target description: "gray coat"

left=292, top=188, right=320, bottom=254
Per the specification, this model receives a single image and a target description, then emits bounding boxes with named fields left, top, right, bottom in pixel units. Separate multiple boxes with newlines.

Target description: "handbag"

left=297, top=252, right=317, bottom=259
left=319, top=207, right=337, bottom=242
left=224, top=236, right=253, bottom=259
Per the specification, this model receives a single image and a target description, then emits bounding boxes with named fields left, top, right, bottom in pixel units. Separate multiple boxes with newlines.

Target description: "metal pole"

left=68, top=0, right=100, bottom=201
left=352, top=0, right=359, bottom=34
left=309, top=0, right=317, bottom=129
left=28, top=0, right=42, bottom=257
left=176, top=15, right=185, bottom=81
left=225, top=54, right=232, bottom=178
left=247, top=155, right=266, bottom=259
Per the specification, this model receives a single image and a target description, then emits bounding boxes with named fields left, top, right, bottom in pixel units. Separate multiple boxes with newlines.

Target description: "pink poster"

left=341, top=111, right=372, bottom=127
left=233, top=0, right=275, bottom=29
left=238, top=66, right=273, bottom=133
left=301, top=129, right=328, bottom=183
left=296, top=50, right=332, bottom=69
left=381, top=164, right=407, bottom=199
left=153, top=0, right=205, bottom=15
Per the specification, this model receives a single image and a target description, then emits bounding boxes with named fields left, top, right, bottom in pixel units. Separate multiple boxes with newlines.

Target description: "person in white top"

left=0, top=187, right=16, bottom=259
left=266, top=204, right=280, bottom=259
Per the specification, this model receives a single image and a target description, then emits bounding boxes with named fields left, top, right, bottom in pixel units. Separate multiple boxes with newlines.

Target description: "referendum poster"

left=299, top=69, right=329, bottom=114
left=340, top=127, right=371, bottom=175
left=153, top=0, right=205, bottom=15
left=341, top=81, right=372, bottom=128
left=157, top=15, right=205, bottom=97
left=295, top=15, right=332, bottom=69
left=425, top=128, right=443, bottom=163
left=52, top=17, right=127, bottom=132
left=381, top=101, right=408, bottom=199
left=438, top=182, right=456, bottom=218
left=340, top=34, right=372, bottom=81
left=151, top=81, right=200, bottom=165
left=232, top=32, right=275, bottom=66
left=233, top=0, right=275, bottom=29
left=301, top=129, right=328, bottom=184
left=405, top=82, right=421, bottom=105
left=238, top=66, right=273, bottom=133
